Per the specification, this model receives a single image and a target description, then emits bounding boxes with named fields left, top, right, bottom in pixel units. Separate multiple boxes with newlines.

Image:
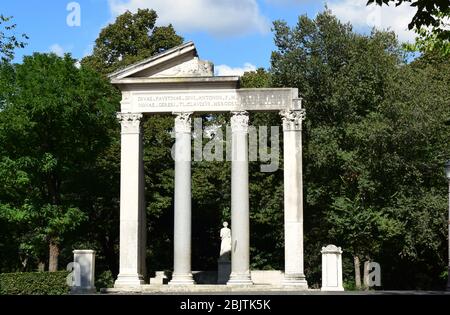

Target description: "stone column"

left=139, top=134, right=147, bottom=282
left=280, top=109, right=308, bottom=288
left=115, top=113, right=146, bottom=288
left=227, top=111, right=253, bottom=285
left=169, top=112, right=195, bottom=285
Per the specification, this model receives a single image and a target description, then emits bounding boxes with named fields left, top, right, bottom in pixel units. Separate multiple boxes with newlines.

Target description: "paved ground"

left=101, top=286, right=450, bottom=295
left=105, top=291, right=450, bottom=295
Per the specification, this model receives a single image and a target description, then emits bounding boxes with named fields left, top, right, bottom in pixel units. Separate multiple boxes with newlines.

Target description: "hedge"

left=0, top=271, right=70, bottom=295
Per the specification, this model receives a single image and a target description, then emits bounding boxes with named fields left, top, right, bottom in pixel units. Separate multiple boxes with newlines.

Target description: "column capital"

left=280, top=109, right=305, bottom=131
left=173, top=112, right=193, bottom=133
left=117, top=112, right=143, bottom=134
left=230, top=111, right=249, bottom=133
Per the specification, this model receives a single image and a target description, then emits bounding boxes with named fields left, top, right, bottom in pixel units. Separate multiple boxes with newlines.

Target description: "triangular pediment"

left=108, top=41, right=214, bottom=80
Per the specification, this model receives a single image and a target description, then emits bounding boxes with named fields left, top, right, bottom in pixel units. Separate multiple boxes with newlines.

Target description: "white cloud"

left=215, top=62, right=257, bottom=76
left=327, top=0, right=417, bottom=43
left=49, top=44, right=65, bottom=57
left=108, top=0, right=270, bottom=37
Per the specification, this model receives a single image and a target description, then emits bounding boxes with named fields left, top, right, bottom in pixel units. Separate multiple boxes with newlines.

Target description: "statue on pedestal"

left=219, top=222, right=231, bottom=260
left=218, top=222, right=231, bottom=284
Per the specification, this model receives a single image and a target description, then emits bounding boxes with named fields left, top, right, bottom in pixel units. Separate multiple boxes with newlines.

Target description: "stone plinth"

left=71, top=250, right=96, bottom=294
left=251, top=270, right=284, bottom=285
left=149, top=271, right=169, bottom=285
left=321, top=245, right=344, bottom=291
left=217, top=259, right=231, bottom=284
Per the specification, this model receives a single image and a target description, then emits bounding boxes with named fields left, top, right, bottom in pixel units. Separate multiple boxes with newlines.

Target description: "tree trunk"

left=363, top=256, right=371, bottom=290
left=49, top=240, right=59, bottom=272
left=47, top=173, right=61, bottom=273
left=38, top=261, right=46, bottom=272
left=354, top=255, right=362, bottom=290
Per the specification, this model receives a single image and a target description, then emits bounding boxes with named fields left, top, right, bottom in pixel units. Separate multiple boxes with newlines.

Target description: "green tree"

left=0, top=15, right=27, bottom=63
left=367, top=0, right=449, bottom=30
left=240, top=68, right=271, bottom=88
left=82, top=9, right=182, bottom=75
left=0, top=53, right=118, bottom=271
left=404, top=14, right=450, bottom=56
left=373, top=52, right=450, bottom=288
left=271, top=10, right=404, bottom=288
left=367, top=0, right=450, bottom=55
left=271, top=9, right=450, bottom=289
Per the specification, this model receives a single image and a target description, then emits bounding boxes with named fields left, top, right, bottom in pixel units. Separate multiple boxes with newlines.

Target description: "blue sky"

left=1, top=0, right=417, bottom=75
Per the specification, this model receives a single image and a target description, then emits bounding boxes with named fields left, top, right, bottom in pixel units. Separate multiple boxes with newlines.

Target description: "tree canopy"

left=81, top=9, right=183, bottom=75
left=271, top=9, right=450, bottom=288
left=367, top=0, right=450, bottom=55
left=368, top=0, right=450, bottom=30
left=0, top=15, right=27, bottom=63
left=0, top=53, right=119, bottom=271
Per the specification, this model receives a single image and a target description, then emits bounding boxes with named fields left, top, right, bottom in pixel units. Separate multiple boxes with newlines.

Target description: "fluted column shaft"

left=115, top=112, right=146, bottom=288
left=170, top=112, right=195, bottom=285
left=227, top=111, right=253, bottom=285
left=280, top=109, right=308, bottom=288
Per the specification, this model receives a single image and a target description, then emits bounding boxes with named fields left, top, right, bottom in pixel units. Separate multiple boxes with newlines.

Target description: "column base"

left=169, top=273, right=195, bottom=285
left=282, top=274, right=308, bottom=288
left=227, top=273, right=253, bottom=286
left=114, top=273, right=145, bottom=288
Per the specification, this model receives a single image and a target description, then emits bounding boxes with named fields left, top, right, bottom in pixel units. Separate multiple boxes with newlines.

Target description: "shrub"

left=0, top=271, right=70, bottom=295
left=95, top=270, right=114, bottom=289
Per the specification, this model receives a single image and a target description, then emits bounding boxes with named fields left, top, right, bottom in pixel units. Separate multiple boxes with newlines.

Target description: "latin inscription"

left=132, top=89, right=299, bottom=113
left=137, top=94, right=239, bottom=109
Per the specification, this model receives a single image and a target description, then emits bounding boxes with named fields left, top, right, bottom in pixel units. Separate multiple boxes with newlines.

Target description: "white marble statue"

left=220, top=222, right=231, bottom=259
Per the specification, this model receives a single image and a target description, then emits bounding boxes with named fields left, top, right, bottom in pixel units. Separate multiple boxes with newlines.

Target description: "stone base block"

left=70, top=287, right=97, bottom=294
left=169, top=273, right=195, bottom=285
left=114, top=274, right=145, bottom=288
left=321, top=286, right=344, bottom=291
left=251, top=270, right=283, bottom=285
left=149, top=271, right=169, bottom=285
left=217, top=260, right=231, bottom=284
left=227, top=273, right=253, bottom=286
left=282, top=274, right=308, bottom=289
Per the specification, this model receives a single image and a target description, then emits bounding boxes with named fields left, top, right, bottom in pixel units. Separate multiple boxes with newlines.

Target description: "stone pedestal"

left=227, top=111, right=253, bottom=286
left=150, top=271, right=169, bottom=285
left=321, top=245, right=344, bottom=291
left=115, top=113, right=146, bottom=288
left=217, top=259, right=231, bottom=284
left=250, top=270, right=284, bottom=285
left=169, top=112, right=195, bottom=285
left=71, top=250, right=96, bottom=294
left=280, top=109, right=308, bottom=288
